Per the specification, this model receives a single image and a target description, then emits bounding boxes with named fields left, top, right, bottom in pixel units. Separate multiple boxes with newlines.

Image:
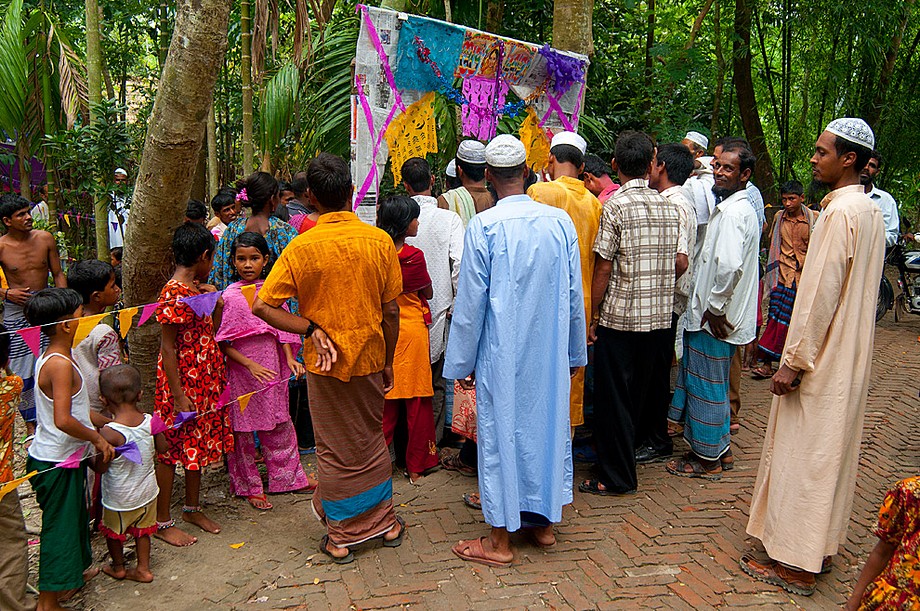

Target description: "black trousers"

left=593, top=323, right=675, bottom=493
left=289, top=380, right=315, bottom=449
left=634, top=313, right=678, bottom=455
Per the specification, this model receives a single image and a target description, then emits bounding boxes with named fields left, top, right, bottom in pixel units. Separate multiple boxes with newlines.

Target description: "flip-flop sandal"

left=666, top=456, right=723, bottom=481
left=720, top=450, right=735, bottom=471
left=739, top=554, right=816, bottom=596
left=247, top=494, right=273, bottom=510
left=320, top=535, right=354, bottom=564
left=750, top=366, right=774, bottom=380
left=578, top=479, right=636, bottom=496
left=452, top=537, right=512, bottom=568
left=382, top=516, right=406, bottom=548
left=440, top=451, right=476, bottom=476
left=524, top=528, right=556, bottom=549
left=463, top=492, right=482, bottom=510
left=667, top=423, right=684, bottom=438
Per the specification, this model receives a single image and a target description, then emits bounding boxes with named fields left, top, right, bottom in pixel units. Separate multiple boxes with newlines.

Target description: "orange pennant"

left=241, top=284, right=257, bottom=309
left=72, top=313, right=106, bottom=347
left=0, top=471, right=38, bottom=502
left=238, top=391, right=256, bottom=413
left=117, top=307, right=138, bottom=339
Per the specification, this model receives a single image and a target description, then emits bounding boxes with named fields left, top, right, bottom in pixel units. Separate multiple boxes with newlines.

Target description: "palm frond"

left=49, top=21, right=89, bottom=129
left=259, top=62, right=300, bottom=154
left=0, top=0, right=27, bottom=138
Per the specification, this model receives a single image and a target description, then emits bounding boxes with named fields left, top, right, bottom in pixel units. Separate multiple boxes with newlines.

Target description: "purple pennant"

left=115, top=441, right=142, bottom=464
left=180, top=291, right=221, bottom=317
left=172, top=411, right=197, bottom=428
left=150, top=414, right=168, bottom=435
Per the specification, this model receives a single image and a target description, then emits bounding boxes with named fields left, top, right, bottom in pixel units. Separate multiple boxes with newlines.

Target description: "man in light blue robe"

left=444, top=135, right=587, bottom=567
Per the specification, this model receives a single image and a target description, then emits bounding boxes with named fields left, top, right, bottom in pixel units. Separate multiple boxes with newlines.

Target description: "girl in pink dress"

left=216, top=232, right=311, bottom=510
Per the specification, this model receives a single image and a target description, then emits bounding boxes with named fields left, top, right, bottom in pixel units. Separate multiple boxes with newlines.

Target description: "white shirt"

left=682, top=169, right=716, bottom=226
left=101, top=415, right=159, bottom=511
left=745, top=181, right=767, bottom=231
left=28, top=353, right=92, bottom=463
left=866, top=186, right=900, bottom=247
left=662, top=186, right=696, bottom=315
left=405, top=195, right=464, bottom=362
left=685, top=189, right=760, bottom=345
left=108, top=194, right=129, bottom=248
left=31, top=201, right=50, bottom=222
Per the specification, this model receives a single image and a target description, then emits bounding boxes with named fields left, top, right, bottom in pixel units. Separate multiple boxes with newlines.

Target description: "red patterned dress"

left=154, top=279, right=231, bottom=470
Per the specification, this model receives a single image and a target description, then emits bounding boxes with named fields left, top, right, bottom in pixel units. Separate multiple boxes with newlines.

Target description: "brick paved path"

left=56, top=314, right=919, bottom=609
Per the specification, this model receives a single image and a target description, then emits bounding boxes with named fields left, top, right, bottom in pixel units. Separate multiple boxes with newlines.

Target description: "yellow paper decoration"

left=0, top=471, right=38, bottom=502
left=63, top=214, right=71, bottom=227
left=241, top=284, right=257, bottom=309
left=117, top=307, right=138, bottom=339
left=519, top=108, right=550, bottom=172
left=229, top=542, right=246, bottom=549
left=72, top=313, right=107, bottom=347
left=385, top=92, right=438, bottom=186
left=238, top=391, right=256, bottom=413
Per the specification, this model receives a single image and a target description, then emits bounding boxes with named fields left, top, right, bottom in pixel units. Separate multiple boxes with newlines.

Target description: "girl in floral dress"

left=216, top=232, right=311, bottom=510
left=153, top=222, right=231, bottom=548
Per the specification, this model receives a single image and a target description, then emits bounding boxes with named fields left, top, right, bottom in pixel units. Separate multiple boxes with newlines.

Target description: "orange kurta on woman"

left=383, top=245, right=438, bottom=478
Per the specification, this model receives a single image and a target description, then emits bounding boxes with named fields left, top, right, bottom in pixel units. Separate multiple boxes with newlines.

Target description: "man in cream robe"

left=742, top=118, right=885, bottom=595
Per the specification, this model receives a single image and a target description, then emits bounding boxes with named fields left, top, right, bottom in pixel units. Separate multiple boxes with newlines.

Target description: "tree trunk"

left=865, top=0, right=916, bottom=128
left=552, top=0, right=594, bottom=57
left=16, top=145, right=30, bottom=201
left=123, top=0, right=230, bottom=410
left=486, top=0, right=503, bottom=32
left=85, top=0, right=107, bottom=260
left=241, top=0, right=254, bottom=176
left=158, top=1, right=170, bottom=70
left=40, top=35, right=57, bottom=228
left=207, top=103, right=219, bottom=200
left=190, top=143, right=207, bottom=201
left=260, top=151, right=271, bottom=173
left=732, top=0, right=776, bottom=205
left=710, top=0, right=724, bottom=139
left=685, top=0, right=715, bottom=50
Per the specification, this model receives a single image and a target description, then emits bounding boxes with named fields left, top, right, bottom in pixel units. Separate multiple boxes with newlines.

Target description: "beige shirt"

left=746, top=184, right=885, bottom=573
left=661, top=185, right=696, bottom=315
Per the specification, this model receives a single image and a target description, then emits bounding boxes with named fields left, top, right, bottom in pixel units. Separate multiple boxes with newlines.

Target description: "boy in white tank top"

left=24, top=288, right=115, bottom=611
left=95, top=364, right=165, bottom=583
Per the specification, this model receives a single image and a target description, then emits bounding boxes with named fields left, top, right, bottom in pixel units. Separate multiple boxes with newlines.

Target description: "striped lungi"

left=758, top=282, right=797, bottom=361
left=667, top=330, right=735, bottom=460
left=306, top=371, right=397, bottom=547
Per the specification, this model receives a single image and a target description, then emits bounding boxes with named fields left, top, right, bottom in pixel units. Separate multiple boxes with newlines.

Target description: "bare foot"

left=57, top=567, right=100, bottom=601
left=101, top=563, right=126, bottom=580
left=383, top=516, right=404, bottom=542
left=525, top=525, right=556, bottom=547
left=408, top=472, right=423, bottom=485
left=124, top=567, right=154, bottom=583
left=183, top=510, right=221, bottom=534
left=154, top=525, right=198, bottom=547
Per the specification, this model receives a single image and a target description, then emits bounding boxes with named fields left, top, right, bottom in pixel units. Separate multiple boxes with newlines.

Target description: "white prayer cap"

left=825, top=118, right=875, bottom=150
left=684, top=131, right=709, bottom=150
left=114, top=167, right=128, bottom=176
left=456, top=140, right=487, bottom=164
left=485, top=135, right=527, bottom=168
left=446, top=159, right=457, bottom=178
left=550, top=131, right=587, bottom=154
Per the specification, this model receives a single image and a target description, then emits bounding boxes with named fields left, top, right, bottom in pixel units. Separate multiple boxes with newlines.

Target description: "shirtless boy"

left=0, top=193, right=66, bottom=433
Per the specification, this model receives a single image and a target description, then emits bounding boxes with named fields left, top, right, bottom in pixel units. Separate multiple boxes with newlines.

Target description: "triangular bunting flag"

left=173, top=411, right=197, bottom=427
left=240, top=283, right=257, bottom=309
left=112, top=221, right=118, bottom=231
left=58, top=446, right=86, bottom=468
left=115, top=441, right=142, bottom=464
left=72, top=313, right=107, bottom=347
left=238, top=391, right=256, bottom=413
left=0, top=470, right=38, bottom=502
left=216, top=385, right=232, bottom=409
left=16, top=327, right=41, bottom=358
left=181, top=291, right=221, bottom=318
left=138, top=303, right=158, bottom=326
left=117, top=307, right=138, bottom=339
left=150, top=414, right=168, bottom=435
left=63, top=214, right=71, bottom=227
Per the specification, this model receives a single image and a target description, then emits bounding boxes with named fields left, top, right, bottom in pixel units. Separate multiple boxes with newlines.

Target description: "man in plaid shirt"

left=580, top=131, right=681, bottom=496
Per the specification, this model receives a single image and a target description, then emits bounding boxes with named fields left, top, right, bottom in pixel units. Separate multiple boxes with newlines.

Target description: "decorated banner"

left=352, top=5, right=589, bottom=213
left=384, top=92, right=438, bottom=185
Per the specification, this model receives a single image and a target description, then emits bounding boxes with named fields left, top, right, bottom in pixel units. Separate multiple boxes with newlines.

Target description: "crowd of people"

left=0, top=115, right=916, bottom=610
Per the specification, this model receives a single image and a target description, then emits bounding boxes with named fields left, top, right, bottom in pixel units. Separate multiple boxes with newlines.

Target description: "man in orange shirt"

left=253, top=153, right=406, bottom=564
left=528, top=131, right=601, bottom=431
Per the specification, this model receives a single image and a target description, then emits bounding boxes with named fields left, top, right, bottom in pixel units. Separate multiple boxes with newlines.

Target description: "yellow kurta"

left=746, top=184, right=885, bottom=573
left=528, top=176, right=601, bottom=426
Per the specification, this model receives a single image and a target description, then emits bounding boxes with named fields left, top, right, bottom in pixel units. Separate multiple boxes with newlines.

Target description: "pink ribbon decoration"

left=150, top=414, right=168, bottom=435
left=138, top=303, right=158, bottom=326
left=57, top=447, right=86, bottom=469
left=358, top=5, right=405, bottom=112
left=16, top=327, right=41, bottom=358
left=540, top=92, right=574, bottom=132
